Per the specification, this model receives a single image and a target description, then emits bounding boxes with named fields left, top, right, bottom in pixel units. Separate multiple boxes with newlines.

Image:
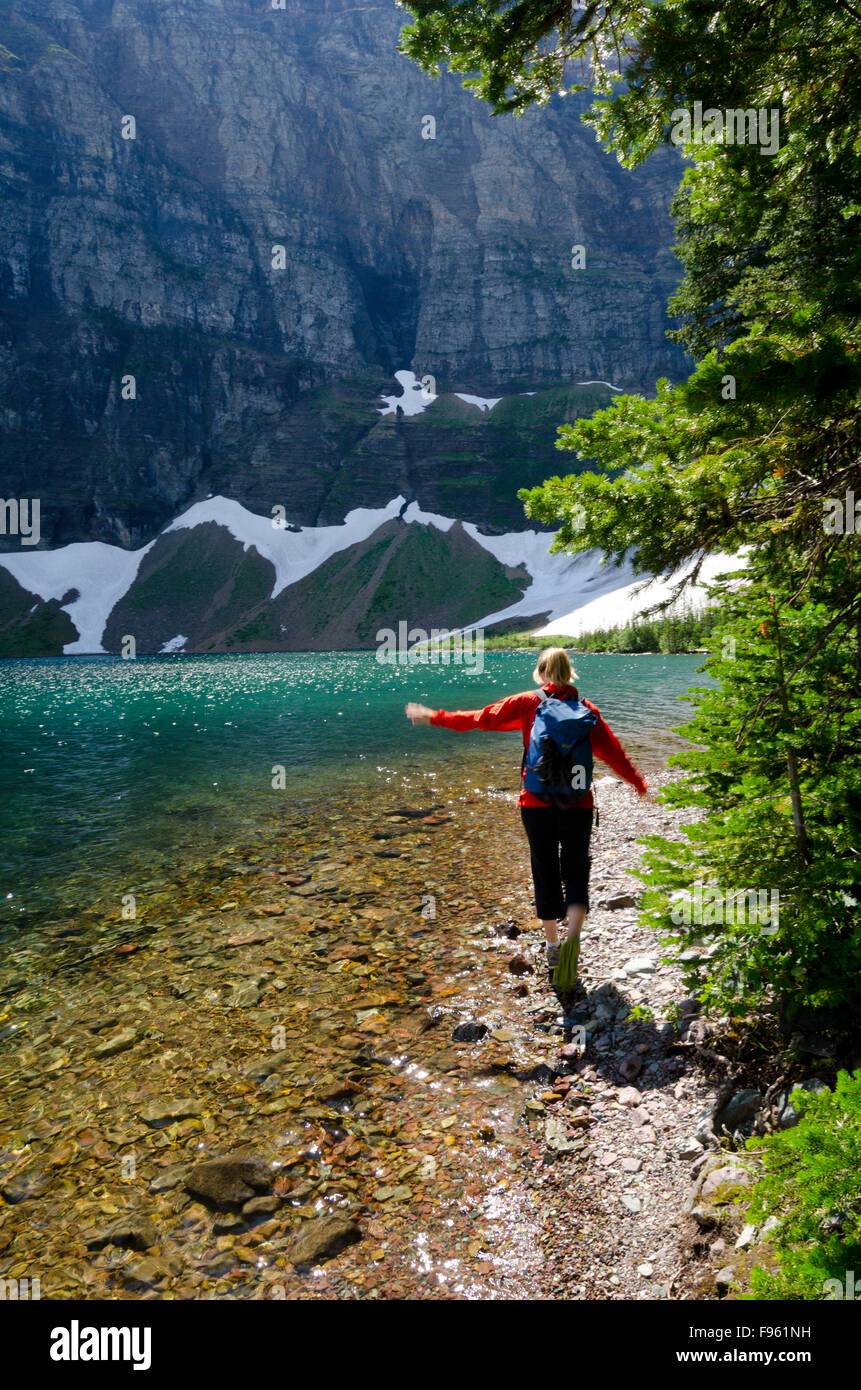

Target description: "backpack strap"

left=521, top=689, right=549, bottom=785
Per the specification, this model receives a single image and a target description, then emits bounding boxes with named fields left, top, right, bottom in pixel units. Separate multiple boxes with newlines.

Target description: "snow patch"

left=454, top=393, right=502, bottom=412
left=377, top=370, right=436, bottom=416
left=535, top=551, right=737, bottom=636
left=463, top=530, right=638, bottom=631
left=460, top=524, right=739, bottom=634
left=379, top=374, right=620, bottom=420
left=400, top=501, right=456, bottom=533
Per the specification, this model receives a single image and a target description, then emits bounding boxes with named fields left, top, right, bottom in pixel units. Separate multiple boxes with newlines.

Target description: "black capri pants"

left=520, top=805, right=594, bottom=920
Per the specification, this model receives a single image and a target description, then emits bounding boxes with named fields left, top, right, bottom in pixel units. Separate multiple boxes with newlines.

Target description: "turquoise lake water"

left=0, top=651, right=709, bottom=928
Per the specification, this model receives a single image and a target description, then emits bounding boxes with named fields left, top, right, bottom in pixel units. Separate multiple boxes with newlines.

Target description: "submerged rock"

left=288, top=1214, right=361, bottom=1267
left=316, top=1079, right=360, bottom=1102
left=0, top=1170, right=51, bottom=1203
left=149, top=1164, right=191, bottom=1194
left=243, top=1051, right=292, bottom=1081
left=243, top=1195, right=280, bottom=1218
left=406, top=1006, right=444, bottom=1038
left=212, top=1212, right=245, bottom=1234
left=86, top=1213, right=159, bottom=1252
left=122, top=1254, right=181, bottom=1288
left=508, top=955, right=534, bottom=976
left=139, top=1098, right=204, bottom=1127
left=185, top=1156, right=272, bottom=1209
left=544, top=1115, right=577, bottom=1154
left=93, top=1027, right=140, bottom=1058
left=452, top=1021, right=488, bottom=1043
left=226, top=977, right=265, bottom=1007
left=515, top=1062, right=558, bottom=1084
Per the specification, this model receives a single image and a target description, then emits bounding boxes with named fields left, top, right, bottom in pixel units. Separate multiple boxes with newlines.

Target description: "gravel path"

left=472, top=771, right=718, bottom=1300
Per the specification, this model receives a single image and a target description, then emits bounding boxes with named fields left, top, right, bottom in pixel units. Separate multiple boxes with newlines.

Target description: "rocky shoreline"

left=0, top=769, right=799, bottom=1299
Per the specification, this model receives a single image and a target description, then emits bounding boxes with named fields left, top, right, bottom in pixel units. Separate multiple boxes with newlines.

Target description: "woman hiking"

left=405, top=647, right=648, bottom=1008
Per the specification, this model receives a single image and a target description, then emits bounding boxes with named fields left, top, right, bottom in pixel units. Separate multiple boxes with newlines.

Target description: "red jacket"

left=430, top=681, right=647, bottom=808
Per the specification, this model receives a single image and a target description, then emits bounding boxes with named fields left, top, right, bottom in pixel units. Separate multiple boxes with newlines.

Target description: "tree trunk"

left=769, top=596, right=811, bottom=867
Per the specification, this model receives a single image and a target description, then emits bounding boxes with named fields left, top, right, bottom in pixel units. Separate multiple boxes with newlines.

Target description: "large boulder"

left=716, top=1088, right=762, bottom=1132
left=775, top=1077, right=829, bottom=1129
left=700, top=1164, right=754, bottom=1203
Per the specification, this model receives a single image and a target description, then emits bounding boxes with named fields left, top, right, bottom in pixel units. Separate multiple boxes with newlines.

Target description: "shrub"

left=741, top=1070, right=861, bottom=1300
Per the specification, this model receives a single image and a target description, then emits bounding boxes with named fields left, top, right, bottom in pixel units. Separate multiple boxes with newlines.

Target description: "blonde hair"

left=532, top=646, right=577, bottom=687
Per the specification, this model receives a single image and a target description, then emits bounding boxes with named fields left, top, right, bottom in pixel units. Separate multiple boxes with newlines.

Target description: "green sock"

left=552, top=935, right=580, bottom=992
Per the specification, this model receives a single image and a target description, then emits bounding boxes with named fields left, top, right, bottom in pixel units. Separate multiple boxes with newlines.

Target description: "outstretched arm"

left=406, top=692, right=534, bottom=732
left=587, top=703, right=648, bottom=795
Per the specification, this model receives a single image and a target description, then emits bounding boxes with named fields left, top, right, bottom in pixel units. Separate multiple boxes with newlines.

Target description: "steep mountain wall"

left=0, top=0, right=687, bottom=551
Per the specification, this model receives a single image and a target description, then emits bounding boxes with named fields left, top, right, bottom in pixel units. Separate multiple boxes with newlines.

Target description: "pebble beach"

left=0, top=764, right=733, bottom=1300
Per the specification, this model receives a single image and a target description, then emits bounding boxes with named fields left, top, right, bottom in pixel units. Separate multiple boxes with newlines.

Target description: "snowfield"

left=0, top=539, right=154, bottom=654
left=0, top=494, right=739, bottom=653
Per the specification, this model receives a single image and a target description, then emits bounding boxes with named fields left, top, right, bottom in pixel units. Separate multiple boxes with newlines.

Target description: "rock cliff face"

left=0, top=0, right=686, bottom=555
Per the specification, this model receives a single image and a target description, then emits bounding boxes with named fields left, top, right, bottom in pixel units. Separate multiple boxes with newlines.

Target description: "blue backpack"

left=523, top=692, right=598, bottom=806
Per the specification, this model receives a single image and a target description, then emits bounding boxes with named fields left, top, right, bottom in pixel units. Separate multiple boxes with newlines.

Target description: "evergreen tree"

left=404, top=0, right=861, bottom=1024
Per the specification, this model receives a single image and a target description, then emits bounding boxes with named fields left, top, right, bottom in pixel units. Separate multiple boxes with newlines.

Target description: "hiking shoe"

left=551, top=936, right=581, bottom=993
left=546, top=941, right=561, bottom=969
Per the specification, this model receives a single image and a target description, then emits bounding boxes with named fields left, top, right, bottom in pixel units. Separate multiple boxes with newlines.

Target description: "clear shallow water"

left=0, top=649, right=710, bottom=1301
left=0, top=651, right=707, bottom=926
